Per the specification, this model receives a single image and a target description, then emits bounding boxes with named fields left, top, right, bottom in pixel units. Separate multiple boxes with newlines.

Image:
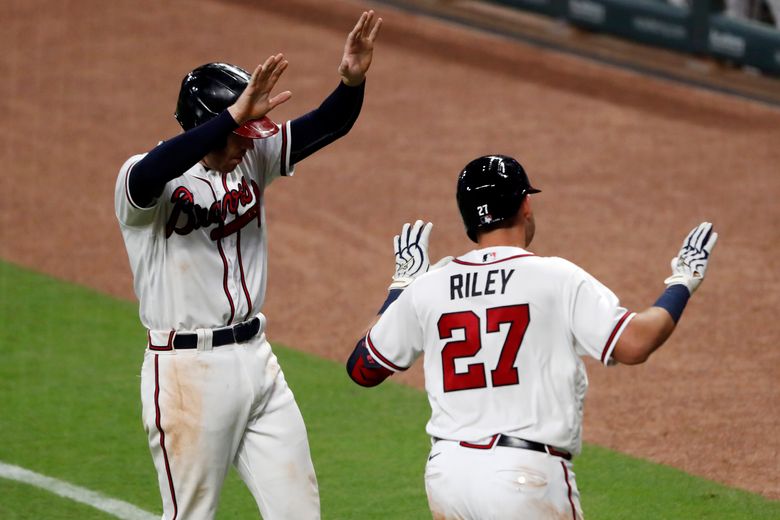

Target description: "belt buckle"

left=232, top=318, right=255, bottom=343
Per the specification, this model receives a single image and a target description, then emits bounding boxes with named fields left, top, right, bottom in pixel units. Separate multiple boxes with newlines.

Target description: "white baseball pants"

left=140, top=333, right=320, bottom=519
left=425, top=440, right=583, bottom=519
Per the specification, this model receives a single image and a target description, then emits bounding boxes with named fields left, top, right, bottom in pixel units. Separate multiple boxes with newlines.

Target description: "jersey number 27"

left=438, top=304, right=529, bottom=392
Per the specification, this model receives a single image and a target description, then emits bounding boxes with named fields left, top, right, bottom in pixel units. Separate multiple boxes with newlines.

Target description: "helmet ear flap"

left=463, top=194, right=524, bottom=243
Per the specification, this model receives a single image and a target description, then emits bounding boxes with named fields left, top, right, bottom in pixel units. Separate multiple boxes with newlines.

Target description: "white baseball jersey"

left=114, top=122, right=293, bottom=334
left=115, top=123, right=322, bottom=519
left=367, top=246, right=635, bottom=455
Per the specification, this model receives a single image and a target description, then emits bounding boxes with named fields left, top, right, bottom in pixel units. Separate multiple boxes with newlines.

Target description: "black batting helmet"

left=174, top=62, right=278, bottom=139
left=456, top=155, right=541, bottom=243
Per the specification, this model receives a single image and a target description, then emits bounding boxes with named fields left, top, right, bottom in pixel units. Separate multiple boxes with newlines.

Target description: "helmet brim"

left=234, top=116, right=279, bottom=139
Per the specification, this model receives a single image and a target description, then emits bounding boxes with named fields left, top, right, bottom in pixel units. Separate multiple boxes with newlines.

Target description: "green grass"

left=0, top=479, right=117, bottom=519
left=0, top=260, right=778, bottom=519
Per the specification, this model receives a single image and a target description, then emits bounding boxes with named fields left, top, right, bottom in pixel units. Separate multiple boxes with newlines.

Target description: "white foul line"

left=0, top=461, right=158, bottom=520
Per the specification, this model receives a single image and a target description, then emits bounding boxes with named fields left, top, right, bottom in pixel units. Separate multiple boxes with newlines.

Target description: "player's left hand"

left=339, top=10, right=382, bottom=86
left=664, top=221, right=718, bottom=294
left=389, top=220, right=433, bottom=290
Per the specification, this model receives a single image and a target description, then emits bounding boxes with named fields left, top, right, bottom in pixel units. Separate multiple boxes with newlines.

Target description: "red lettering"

left=165, top=187, right=196, bottom=237
left=165, top=178, right=263, bottom=240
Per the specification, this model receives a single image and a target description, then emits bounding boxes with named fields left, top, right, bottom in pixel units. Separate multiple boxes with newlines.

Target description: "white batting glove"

left=664, top=222, right=718, bottom=294
left=389, top=220, right=433, bottom=290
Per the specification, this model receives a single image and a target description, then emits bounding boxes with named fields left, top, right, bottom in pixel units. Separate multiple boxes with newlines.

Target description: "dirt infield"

left=2, top=0, right=778, bottom=500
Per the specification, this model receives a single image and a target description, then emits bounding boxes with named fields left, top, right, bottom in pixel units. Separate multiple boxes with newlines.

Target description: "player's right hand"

left=228, top=54, right=292, bottom=125
left=389, top=220, right=433, bottom=290
left=664, top=222, right=718, bottom=294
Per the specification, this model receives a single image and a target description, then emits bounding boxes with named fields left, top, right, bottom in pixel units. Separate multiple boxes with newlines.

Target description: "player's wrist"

left=663, top=271, right=700, bottom=294
left=388, top=276, right=413, bottom=290
left=227, top=105, right=249, bottom=126
left=340, top=73, right=365, bottom=87
left=653, top=284, right=690, bottom=323
left=377, top=288, right=403, bottom=314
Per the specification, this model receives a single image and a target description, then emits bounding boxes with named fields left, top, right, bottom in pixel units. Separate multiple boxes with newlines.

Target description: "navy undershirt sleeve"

left=128, top=111, right=239, bottom=208
left=289, top=80, right=365, bottom=164
left=378, top=289, right=403, bottom=314
left=128, top=80, right=364, bottom=207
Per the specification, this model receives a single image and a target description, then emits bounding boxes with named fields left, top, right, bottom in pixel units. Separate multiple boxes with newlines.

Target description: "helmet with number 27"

left=456, top=155, right=541, bottom=243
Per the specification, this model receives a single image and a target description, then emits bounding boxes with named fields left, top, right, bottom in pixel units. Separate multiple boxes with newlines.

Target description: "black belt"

left=496, top=435, right=572, bottom=461
left=172, top=317, right=261, bottom=349
left=435, top=434, right=572, bottom=461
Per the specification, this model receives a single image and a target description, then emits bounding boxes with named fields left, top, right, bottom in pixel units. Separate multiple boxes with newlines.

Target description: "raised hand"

left=228, top=54, right=292, bottom=125
left=390, top=220, right=433, bottom=290
left=664, top=222, right=718, bottom=294
left=339, top=10, right=383, bottom=86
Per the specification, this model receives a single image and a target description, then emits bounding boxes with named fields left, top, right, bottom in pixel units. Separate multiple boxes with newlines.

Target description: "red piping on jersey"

left=221, top=174, right=253, bottom=321
left=148, top=330, right=175, bottom=351
left=216, top=235, right=236, bottom=324
left=366, top=332, right=407, bottom=372
left=459, top=434, right=499, bottom=449
left=280, top=123, right=289, bottom=176
left=236, top=229, right=253, bottom=321
left=222, top=173, right=253, bottom=321
left=199, top=177, right=237, bottom=324
left=561, top=461, right=577, bottom=520
left=154, top=355, right=178, bottom=519
left=453, top=253, right=534, bottom=266
left=601, top=311, right=631, bottom=364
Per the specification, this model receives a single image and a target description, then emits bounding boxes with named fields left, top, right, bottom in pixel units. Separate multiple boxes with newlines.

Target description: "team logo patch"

left=165, top=176, right=262, bottom=240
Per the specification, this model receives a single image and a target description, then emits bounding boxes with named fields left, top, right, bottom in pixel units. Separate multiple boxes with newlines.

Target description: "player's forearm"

left=129, top=111, right=239, bottom=207
left=613, top=306, right=677, bottom=364
left=346, top=336, right=392, bottom=387
left=346, top=290, right=402, bottom=386
left=612, top=223, right=718, bottom=365
left=289, top=80, right=365, bottom=164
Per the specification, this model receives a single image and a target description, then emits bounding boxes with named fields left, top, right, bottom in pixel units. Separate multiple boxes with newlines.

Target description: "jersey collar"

left=454, top=246, right=534, bottom=266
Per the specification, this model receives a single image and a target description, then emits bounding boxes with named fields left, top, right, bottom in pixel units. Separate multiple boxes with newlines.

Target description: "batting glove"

left=389, top=220, right=433, bottom=290
left=664, top=222, right=719, bottom=294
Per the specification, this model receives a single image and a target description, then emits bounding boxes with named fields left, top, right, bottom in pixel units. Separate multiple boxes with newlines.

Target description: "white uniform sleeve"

left=114, top=153, right=160, bottom=227
left=567, top=268, right=635, bottom=366
left=246, top=121, right=295, bottom=188
left=365, top=287, right=425, bottom=372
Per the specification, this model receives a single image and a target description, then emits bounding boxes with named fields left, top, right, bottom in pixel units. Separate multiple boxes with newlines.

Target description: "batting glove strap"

left=663, top=272, right=696, bottom=294
left=388, top=276, right=415, bottom=290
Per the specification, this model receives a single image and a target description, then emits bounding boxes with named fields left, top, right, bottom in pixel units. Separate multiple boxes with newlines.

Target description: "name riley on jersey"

left=450, top=269, right=515, bottom=300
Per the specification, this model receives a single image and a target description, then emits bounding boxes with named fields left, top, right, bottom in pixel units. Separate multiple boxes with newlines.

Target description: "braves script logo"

left=165, top=177, right=261, bottom=240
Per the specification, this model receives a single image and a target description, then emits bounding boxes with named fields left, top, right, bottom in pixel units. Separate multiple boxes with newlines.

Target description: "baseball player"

left=346, top=155, right=718, bottom=519
left=114, top=11, right=381, bottom=520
